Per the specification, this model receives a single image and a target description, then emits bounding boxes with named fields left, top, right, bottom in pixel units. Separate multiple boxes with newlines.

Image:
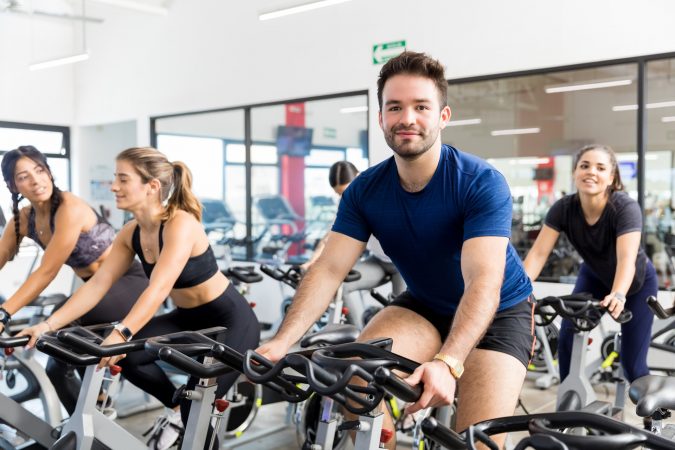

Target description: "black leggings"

left=117, top=283, right=260, bottom=426
left=46, top=260, right=147, bottom=414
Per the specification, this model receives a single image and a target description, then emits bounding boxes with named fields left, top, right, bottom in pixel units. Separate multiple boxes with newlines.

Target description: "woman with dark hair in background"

left=0, top=145, right=145, bottom=415
left=524, top=144, right=657, bottom=383
left=303, top=160, right=405, bottom=326
left=21, top=146, right=260, bottom=450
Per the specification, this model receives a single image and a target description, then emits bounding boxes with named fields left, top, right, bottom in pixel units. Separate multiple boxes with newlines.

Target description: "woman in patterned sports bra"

left=21, top=146, right=260, bottom=449
left=0, top=145, right=148, bottom=415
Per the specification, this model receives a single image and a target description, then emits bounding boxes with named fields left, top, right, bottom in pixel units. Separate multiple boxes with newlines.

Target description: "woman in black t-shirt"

left=524, top=144, right=657, bottom=383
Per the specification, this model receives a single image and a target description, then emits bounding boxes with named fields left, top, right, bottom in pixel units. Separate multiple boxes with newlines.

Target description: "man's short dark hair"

left=377, top=51, right=448, bottom=111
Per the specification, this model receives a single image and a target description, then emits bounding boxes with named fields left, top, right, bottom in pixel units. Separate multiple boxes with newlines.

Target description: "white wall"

left=0, top=1, right=78, bottom=125
left=3, top=1, right=675, bottom=162
left=76, top=120, right=137, bottom=228
left=69, top=0, right=675, bottom=164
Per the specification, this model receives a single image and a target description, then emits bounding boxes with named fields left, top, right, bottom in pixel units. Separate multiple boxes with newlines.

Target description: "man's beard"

left=384, top=126, right=438, bottom=161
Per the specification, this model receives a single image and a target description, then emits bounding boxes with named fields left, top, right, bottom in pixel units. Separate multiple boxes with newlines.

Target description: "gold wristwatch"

left=433, top=353, right=464, bottom=380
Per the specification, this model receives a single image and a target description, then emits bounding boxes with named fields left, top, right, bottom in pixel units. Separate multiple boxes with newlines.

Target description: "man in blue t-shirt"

left=258, top=51, right=534, bottom=448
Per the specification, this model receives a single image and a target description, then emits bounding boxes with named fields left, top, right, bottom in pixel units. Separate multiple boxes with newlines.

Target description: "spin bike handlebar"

left=0, top=335, right=30, bottom=348
left=535, top=294, right=632, bottom=331
left=260, top=264, right=302, bottom=289
left=647, top=295, right=674, bottom=320
left=421, top=411, right=675, bottom=450
left=260, top=264, right=362, bottom=291
left=372, top=367, right=422, bottom=403
left=36, top=334, right=101, bottom=366
left=56, top=324, right=148, bottom=357
left=147, top=329, right=309, bottom=403
left=226, top=266, right=263, bottom=284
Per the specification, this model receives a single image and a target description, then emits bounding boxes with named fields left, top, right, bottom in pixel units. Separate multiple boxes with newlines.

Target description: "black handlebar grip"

left=615, top=309, right=633, bottom=324
left=646, top=296, right=673, bottom=320
left=0, top=335, right=30, bottom=348
left=420, top=417, right=467, bottom=449
left=35, top=338, right=100, bottom=366
left=373, top=367, right=422, bottom=403
left=227, top=266, right=263, bottom=284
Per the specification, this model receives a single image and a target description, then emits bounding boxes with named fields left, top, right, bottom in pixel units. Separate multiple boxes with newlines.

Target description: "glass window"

left=226, top=144, right=246, bottom=163
left=0, top=124, right=70, bottom=233
left=645, top=57, right=675, bottom=288
left=154, top=109, right=244, bottom=240
left=157, top=134, right=224, bottom=200
left=152, top=92, right=368, bottom=260
left=446, top=63, right=638, bottom=282
left=0, top=128, right=65, bottom=155
left=251, top=145, right=278, bottom=164
left=305, top=149, right=344, bottom=167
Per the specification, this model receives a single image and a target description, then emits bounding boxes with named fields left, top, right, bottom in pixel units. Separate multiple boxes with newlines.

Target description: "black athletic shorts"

left=389, top=292, right=536, bottom=368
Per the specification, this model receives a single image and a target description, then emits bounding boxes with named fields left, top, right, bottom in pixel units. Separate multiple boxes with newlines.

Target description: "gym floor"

left=115, top=375, right=671, bottom=449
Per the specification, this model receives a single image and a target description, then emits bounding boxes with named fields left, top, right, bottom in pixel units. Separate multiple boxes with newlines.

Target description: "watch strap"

left=433, top=352, right=464, bottom=379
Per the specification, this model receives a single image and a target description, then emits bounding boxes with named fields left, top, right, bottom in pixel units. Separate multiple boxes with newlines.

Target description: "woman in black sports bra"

left=21, top=146, right=260, bottom=448
left=0, top=145, right=146, bottom=414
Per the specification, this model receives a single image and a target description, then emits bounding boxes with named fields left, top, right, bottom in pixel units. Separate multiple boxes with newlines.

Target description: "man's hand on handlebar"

left=601, top=292, right=625, bottom=320
left=255, top=337, right=292, bottom=364
left=404, top=359, right=456, bottom=414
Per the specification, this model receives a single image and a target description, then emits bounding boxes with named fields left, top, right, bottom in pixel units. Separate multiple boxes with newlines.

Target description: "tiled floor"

left=113, top=373, right=673, bottom=449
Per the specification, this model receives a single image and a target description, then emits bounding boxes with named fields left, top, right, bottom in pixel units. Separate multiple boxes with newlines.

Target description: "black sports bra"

left=131, top=223, right=218, bottom=289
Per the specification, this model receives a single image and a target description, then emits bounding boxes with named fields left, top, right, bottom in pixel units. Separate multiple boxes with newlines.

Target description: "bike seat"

left=300, top=324, right=359, bottom=348
left=31, top=294, right=67, bottom=308
left=629, top=375, right=675, bottom=416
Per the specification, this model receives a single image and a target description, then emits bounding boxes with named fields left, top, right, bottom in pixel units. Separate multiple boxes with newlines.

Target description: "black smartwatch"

left=113, top=323, right=133, bottom=342
left=0, top=307, right=11, bottom=326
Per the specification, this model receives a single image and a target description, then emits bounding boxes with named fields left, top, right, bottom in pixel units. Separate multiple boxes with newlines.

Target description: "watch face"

left=0, top=309, right=9, bottom=324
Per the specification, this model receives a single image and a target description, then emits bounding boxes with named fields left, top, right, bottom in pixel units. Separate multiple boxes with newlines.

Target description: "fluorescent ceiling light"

left=613, top=100, right=675, bottom=112
left=90, top=0, right=169, bottom=15
left=663, top=116, right=675, bottom=123
left=491, top=127, right=540, bottom=136
left=259, top=0, right=353, bottom=21
left=340, top=106, right=368, bottom=114
left=545, top=79, right=632, bottom=94
left=446, top=118, right=482, bottom=127
left=507, top=158, right=551, bottom=166
left=29, top=52, right=89, bottom=71
left=648, top=100, right=675, bottom=109
left=617, top=153, right=659, bottom=161
left=612, top=104, right=638, bottom=112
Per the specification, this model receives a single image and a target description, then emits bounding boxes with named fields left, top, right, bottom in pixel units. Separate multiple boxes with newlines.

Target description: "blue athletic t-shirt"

left=332, top=145, right=532, bottom=315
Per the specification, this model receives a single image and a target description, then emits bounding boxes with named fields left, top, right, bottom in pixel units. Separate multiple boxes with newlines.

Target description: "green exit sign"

left=323, top=127, right=337, bottom=139
left=372, top=40, right=406, bottom=65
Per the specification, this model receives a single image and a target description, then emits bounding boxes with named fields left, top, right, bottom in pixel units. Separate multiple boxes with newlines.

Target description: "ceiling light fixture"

left=29, top=0, right=90, bottom=71
left=545, top=79, right=632, bottom=94
left=491, top=128, right=540, bottom=136
left=340, top=106, right=368, bottom=114
left=259, top=0, right=353, bottom=21
left=663, top=116, right=675, bottom=123
left=90, top=0, right=169, bottom=15
left=613, top=100, right=675, bottom=112
left=446, top=118, right=482, bottom=127
left=29, top=52, right=90, bottom=71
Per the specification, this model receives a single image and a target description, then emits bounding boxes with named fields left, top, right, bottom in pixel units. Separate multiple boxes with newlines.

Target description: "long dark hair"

left=573, top=144, right=624, bottom=193
left=1, top=146, right=63, bottom=250
left=328, top=161, right=359, bottom=188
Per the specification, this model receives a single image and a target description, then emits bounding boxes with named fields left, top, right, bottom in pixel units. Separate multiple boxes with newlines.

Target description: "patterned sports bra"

left=26, top=207, right=115, bottom=269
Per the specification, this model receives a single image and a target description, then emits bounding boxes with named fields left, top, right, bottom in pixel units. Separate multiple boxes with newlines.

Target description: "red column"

left=281, top=103, right=306, bottom=254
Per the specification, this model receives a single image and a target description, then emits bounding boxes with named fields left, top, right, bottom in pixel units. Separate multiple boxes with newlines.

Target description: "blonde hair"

left=116, top=147, right=202, bottom=221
